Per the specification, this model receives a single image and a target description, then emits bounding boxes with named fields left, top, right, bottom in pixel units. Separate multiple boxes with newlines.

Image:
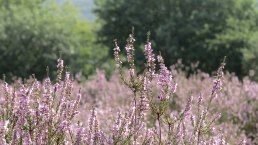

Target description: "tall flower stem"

left=133, top=91, right=137, bottom=145
left=157, top=113, right=162, bottom=145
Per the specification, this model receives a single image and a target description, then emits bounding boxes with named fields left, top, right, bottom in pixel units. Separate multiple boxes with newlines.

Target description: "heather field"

left=2, top=0, right=258, bottom=144
left=0, top=34, right=258, bottom=145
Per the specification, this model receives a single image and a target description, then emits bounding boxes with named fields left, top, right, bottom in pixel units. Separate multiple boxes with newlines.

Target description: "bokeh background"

left=0, top=0, right=258, bottom=81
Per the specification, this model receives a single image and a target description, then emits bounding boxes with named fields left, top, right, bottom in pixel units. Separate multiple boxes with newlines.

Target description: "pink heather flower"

left=112, top=113, right=122, bottom=137
left=64, top=72, right=73, bottom=98
left=144, top=42, right=156, bottom=76
left=141, top=76, right=151, bottom=111
left=125, top=45, right=133, bottom=52
left=11, top=131, right=17, bottom=144
left=190, top=115, right=196, bottom=127
left=56, top=58, right=64, bottom=83
left=157, top=55, right=172, bottom=87
left=0, top=138, right=6, bottom=145
left=211, top=59, right=226, bottom=98
left=0, top=121, right=8, bottom=132
left=75, top=127, right=85, bottom=145
left=157, top=55, right=176, bottom=100
left=240, top=139, right=247, bottom=145
left=39, top=104, right=50, bottom=120
left=71, top=89, right=81, bottom=118
left=23, top=133, right=32, bottom=145
left=212, top=79, right=223, bottom=96
left=58, top=120, right=69, bottom=132
left=125, top=34, right=135, bottom=64
left=40, top=78, right=52, bottom=120
left=16, top=92, right=30, bottom=136
left=157, top=91, right=166, bottom=101
left=143, top=76, right=148, bottom=92
left=113, top=40, right=122, bottom=68
left=60, top=101, right=74, bottom=120
left=3, top=82, right=9, bottom=102
left=197, top=95, right=203, bottom=111
left=172, top=83, right=177, bottom=93
left=0, top=120, right=8, bottom=144
left=57, top=58, right=64, bottom=70
left=183, top=96, right=193, bottom=116
left=88, top=108, right=99, bottom=143
left=139, top=101, right=148, bottom=115
left=96, top=131, right=106, bottom=143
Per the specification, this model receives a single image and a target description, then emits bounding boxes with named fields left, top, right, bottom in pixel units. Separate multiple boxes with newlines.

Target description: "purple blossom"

left=113, top=40, right=122, bottom=68
left=0, top=120, right=8, bottom=144
left=157, top=55, right=177, bottom=100
left=144, top=42, right=156, bottom=76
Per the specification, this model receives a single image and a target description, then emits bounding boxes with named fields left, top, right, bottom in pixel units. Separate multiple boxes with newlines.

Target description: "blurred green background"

left=0, top=0, right=258, bottom=81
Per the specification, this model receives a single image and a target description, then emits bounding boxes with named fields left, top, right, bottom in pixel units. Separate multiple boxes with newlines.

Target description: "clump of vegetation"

left=1, top=33, right=252, bottom=144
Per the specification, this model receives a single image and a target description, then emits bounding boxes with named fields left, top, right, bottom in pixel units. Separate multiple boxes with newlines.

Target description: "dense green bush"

left=94, top=0, right=258, bottom=77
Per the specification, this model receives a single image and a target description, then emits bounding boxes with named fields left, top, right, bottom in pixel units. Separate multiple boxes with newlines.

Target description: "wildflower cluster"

left=112, top=32, right=231, bottom=144
left=0, top=59, right=81, bottom=144
left=0, top=32, right=253, bottom=145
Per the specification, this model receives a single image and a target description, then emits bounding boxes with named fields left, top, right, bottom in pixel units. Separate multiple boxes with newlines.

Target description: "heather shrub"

left=172, top=66, right=258, bottom=144
left=0, top=59, right=82, bottom=144
left=0, top=32, right=255, bottom=144
left=107, top=33, right=235, bottom=144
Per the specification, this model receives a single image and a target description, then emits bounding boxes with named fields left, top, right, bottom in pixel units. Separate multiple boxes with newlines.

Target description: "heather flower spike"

left=144, top=38, right=156, bottom=77
left=56, top=58, right=64, bottom=83
left=211, top=57, right=226, bottom=98
left=113, top=39, right=122, bottom=69
left=157, top=54, right=177, bottom=100
left=125, top=30, right=136, bottom=68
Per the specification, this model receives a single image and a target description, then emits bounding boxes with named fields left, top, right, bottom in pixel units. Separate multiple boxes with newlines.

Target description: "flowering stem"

left=157, top=113, right=162, bottom=145
left=197, top=90, right=216, bottom=144
left=69, top=129, right=74, bottom=144
left=133, top=91, right=137, bottom=145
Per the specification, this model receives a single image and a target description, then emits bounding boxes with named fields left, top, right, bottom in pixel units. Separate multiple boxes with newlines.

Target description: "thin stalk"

left=157, top=113, right=162, bottom=145
left=133, top=91, right=137, bottom=145
left=197, top=94, right=213, bottom=144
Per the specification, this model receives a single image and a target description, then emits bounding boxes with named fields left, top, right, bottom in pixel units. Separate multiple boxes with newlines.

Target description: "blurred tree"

left=70, top=20, right=113, bottom=79
left=0, top=0, right=108, bottom=81
left=94, top=0, right=258, bottom=77
left=242, top=31, right=258, bottom=81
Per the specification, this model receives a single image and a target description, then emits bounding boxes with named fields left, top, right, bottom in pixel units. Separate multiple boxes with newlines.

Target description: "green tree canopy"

left=0, top=0, right=107, bottom=81
left=95, top=0, right=258, bottom=77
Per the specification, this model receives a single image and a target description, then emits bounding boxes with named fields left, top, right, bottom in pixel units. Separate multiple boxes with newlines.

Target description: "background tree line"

left=0, top=0, right=110, bottom=81
left=0, top=0, right=258, bottom=81
left=94, top=0, right=258, bottom=80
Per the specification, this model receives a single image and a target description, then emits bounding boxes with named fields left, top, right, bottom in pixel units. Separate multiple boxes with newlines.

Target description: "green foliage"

left=0, top=0, right=108, bottom=81
left=242, top=29, right=258, bottom=81
left=71, top=21, right=114, bottom=79
left=94, top=0, right=258, bottom=77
